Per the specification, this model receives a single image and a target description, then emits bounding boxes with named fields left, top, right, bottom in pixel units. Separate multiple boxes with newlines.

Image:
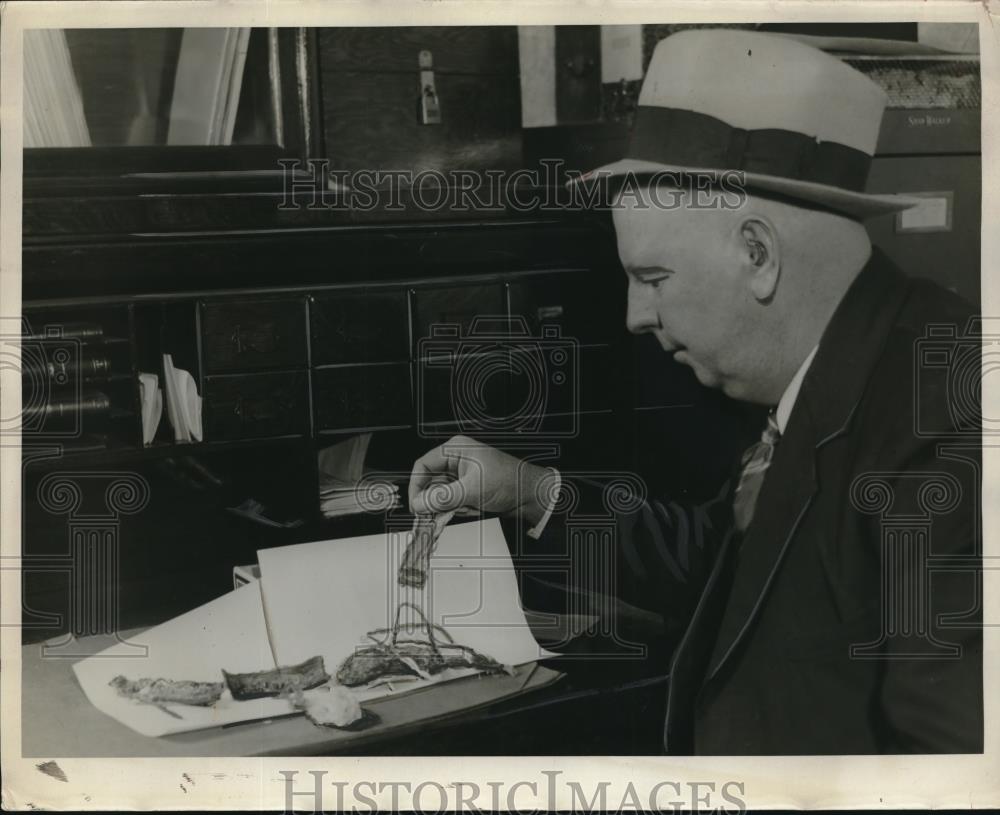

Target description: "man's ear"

left=740, top=218, right=781, bottom=302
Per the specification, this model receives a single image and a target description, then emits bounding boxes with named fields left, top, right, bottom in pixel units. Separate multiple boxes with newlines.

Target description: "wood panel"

left=22, top=221, right=620, bottom=301
left=320, top=27, right=522, bottom=177
left=555, top=26, right=602, bottom=124
left=203, top=371, right=310, bottom=440
left=313, top=363, right=412, bottom=430
left=310, top=290, right=410, bottom=365
left=201, top=298, right=308, bottom=373
left=319, top=27, right=518, bottom=75
left=323, top=71, right=522, bottom=174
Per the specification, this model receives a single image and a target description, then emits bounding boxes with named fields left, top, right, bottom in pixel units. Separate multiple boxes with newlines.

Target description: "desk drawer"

left=509, top=272, right=626, bottom=345
left=418, top=350, right=509, bottom=428
left=201, top=299, right=307, bottom=373
left=413, top=284, right=505, bottom=345
left=310, top=290, right=409, bottom=364
left=506, top=343, right=613, bottom=417
left=203, top=372, right=309, bottom=440
left=313, top=364, right=411, bottom=430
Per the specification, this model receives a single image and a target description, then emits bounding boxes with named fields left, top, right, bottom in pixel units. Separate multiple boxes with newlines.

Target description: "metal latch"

left=419, top=50, right=441, bottom=125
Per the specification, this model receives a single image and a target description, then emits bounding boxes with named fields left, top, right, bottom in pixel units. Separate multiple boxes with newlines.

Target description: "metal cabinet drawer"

left=202, top=372, right=309, bottom=440
left=508, top=271, right=626, bottom=346
left=201, top=299, right=307, bottom=373
left=310, top=290, right=409, bottom=365
left=313, top=363, right=412, bottom=431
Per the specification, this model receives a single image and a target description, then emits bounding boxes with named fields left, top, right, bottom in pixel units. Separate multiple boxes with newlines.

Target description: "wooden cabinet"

left=19, top=305, right=139, bottom=449
left=203, top=372, right=310, bottom=440
left=310, top=290, right=409, bottom=365
left=201, top=299, right=308, bottom=373
left=509, top=271, right=627, bottom=346
left=313, top=363, right=412, bottom=431
left=319, top=27, right=522, bottom=177
left=412, top=283, right=506, bottom=343
left=21, top=263, right=643, bottom=449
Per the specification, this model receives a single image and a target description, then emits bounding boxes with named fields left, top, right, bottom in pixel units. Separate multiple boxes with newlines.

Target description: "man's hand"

left=408, top=435, right=557, bottom=528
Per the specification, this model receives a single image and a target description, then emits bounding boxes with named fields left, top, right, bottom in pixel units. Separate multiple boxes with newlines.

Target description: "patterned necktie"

left=732, top=408, right=781, bottom=532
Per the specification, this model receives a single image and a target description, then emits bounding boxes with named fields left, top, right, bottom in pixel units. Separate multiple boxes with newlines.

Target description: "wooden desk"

left=22, top=620, right=674, bottom=756
left=20, top=628, right=564, bottom=757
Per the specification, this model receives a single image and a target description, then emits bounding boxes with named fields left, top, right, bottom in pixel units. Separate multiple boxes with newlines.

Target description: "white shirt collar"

left=775, top=346, right=818, bottom=434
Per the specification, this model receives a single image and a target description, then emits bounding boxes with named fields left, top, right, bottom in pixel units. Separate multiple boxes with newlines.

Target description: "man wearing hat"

left=408, top=29, right=982, bottom=754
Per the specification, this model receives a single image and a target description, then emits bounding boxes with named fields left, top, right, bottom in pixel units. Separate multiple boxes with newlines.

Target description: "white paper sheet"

left=74, top=519, right=553, bottom=736
left=257, top=518, right=555, bottom=700
left=139, top=372, right=163, bottom=446
left=72, top=582, right=290, bottom=737
left=162, top=354, right=202, bottom=443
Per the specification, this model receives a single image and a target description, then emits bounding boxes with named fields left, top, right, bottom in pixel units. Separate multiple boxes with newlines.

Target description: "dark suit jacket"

left=524, top=247, right=983, bottom=754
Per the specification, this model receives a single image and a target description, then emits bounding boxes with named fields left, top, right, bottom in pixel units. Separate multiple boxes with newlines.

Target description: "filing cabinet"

left=412, top=284, right=506, bottom=344
left=313, top=363, right=412, bottom=431
left=417, top=349, right=510, bottom=429
left=201, top=298, right=308, bottom=373
left=310, top=289, right=410, bottom=365
left=24, top=235, right=645, bottom=455
left=506, top=343, right=614, bottom=418
left=202, top=371, right=310, bottom=440
left=508, top=271, right=627, bottom=346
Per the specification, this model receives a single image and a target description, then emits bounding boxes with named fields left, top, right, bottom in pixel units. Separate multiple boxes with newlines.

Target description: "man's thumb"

left=410, top=476, right=476, bottom=515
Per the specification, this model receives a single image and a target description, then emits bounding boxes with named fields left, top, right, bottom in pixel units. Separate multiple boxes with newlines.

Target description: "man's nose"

left=625, top=281, right=658, bottom=335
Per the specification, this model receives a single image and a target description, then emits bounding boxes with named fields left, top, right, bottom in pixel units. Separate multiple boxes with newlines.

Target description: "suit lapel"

left=699, top=249, right=913, bottom=686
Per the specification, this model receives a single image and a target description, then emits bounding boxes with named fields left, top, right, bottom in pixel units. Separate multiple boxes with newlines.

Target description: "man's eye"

left=640, top=274, right=670, bottom=287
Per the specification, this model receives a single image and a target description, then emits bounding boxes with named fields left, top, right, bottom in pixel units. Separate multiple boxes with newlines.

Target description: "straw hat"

left=574, top=29, right=921, bottom=218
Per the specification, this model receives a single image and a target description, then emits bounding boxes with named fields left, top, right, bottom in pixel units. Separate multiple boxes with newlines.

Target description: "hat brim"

left=568, top=159, right=922, bottom=219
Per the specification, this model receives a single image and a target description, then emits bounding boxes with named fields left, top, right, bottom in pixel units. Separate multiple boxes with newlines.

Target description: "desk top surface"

left=20, top=628, right=565, bottom=758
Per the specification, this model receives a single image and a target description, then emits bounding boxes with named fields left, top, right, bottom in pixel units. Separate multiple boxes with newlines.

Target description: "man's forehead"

left=613, top=210, right=680, bottom=268
left=612, top=192, right=687, bottom=246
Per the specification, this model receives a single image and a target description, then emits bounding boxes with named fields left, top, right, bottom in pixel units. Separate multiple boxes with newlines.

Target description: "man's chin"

left=683, top=359, right=721, bottom=390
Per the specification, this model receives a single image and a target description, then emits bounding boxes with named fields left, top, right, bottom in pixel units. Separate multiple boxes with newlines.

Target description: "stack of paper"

left=72, top=519, right=556, bottom=737
left=318, top=434, right=401, bottom=517
left=162, top=354, right=202, bottom=443
left=319, top=479, right=401, bottom=518
left=167, top=28, right=251, bottom=146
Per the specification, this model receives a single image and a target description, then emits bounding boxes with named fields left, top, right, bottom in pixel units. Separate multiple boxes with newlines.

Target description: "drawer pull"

left=229, top=323, right=279, bottom=356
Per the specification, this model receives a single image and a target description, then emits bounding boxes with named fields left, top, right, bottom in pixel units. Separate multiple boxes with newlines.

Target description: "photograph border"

left=2, top=0, right=997, bottom=809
